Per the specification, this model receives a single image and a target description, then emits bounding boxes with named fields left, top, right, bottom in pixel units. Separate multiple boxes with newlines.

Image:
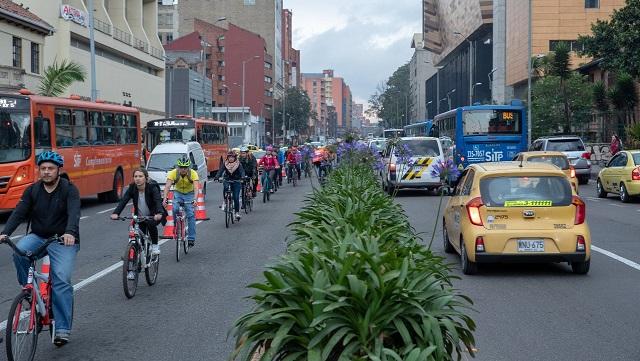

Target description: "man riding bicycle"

left=239, top=147, right=258, bottom=197
left=163, top=156, right=199, bottom=247
left=0, top=151, right=80, bottom=346
left=215, top=151, right=246, bottom=220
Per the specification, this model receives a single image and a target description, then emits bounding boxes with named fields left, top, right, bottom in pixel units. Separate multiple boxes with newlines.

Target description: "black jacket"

left=113, top=182, right=164, bottom=219
left=1, top=178, right=81, bottom=242
left=239, top=156, right=257, bottom=177
left=216, top=162, right=246, bottom=181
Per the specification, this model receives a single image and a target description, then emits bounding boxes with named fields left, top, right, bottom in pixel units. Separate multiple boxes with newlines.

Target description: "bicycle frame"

left=173, top=203, right=187, bottom=240
left=126, top=217, right=152, bottom=269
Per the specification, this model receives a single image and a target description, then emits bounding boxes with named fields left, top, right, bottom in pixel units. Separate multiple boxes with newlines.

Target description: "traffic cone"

left=195, top=182, right=209, bottom=221
left=161, top=191, right=174, bottom=239
left=39, top=256, right=50, bottom=298
left=256, top=175, right=262, bottom=193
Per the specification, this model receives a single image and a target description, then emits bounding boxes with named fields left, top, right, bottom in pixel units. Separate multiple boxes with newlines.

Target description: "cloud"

left=285, top=0, right=421, bottom=108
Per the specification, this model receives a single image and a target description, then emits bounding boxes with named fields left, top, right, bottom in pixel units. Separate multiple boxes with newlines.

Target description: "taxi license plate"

left=517, top=240, right=544, bottom=252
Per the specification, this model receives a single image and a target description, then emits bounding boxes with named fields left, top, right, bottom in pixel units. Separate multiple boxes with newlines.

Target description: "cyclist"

left=0, top=151, right=80, bottom=346
left=259, top=146, right=279, bottom=193
left=215, top=151, right=246, bottom=220
left=162, top=156, right=199, bottom=247
left=276, top=145, right=285, bottom=187
left=239, top=147, right=258, bottom=197
left=110, top=168, right=164, bottom=255
left=286, top=146, right=299, bottom=182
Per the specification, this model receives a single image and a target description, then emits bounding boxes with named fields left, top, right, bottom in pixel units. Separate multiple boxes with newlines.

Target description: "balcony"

left=133, top=37, right=149, bottom=53
left=113, top=26, right=132, bottom=45
left=150, top=46, right=163, bottom=60
left=94, top=18, right=111, bottom=35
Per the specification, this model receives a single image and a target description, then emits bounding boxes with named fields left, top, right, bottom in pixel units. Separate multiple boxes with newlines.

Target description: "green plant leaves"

left=231, top=163, right=476, bottom=361
left=38, top=59, right=86, bottom=97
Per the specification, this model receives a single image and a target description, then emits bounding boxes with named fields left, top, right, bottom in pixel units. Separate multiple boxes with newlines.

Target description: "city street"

left=1, top=178, right=639, bottom=360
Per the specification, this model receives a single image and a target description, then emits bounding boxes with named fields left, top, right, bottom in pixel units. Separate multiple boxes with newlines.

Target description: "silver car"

left=530, top=136, right=591, bottom=184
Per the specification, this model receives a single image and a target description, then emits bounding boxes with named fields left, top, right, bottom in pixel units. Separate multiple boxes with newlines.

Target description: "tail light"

left=576, top=235, right=586, bottom=252
left=466, top=197, right=484, bottom=226
left=632, top=167, right=640, bottom=181
left=570, top=166, right=576, bottom=178
left=475, top=236, right=485, bottom=252
left=389, top=164, right=396, bottom=172
left=572, top=196, right=586, bottom=225
left=581, top=152, right=591, bottom=160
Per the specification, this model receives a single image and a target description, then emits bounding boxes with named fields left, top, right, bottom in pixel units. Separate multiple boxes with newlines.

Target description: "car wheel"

left=571, top=259, right=590, bottom=275
left=443, top=222, right=455, bottom=254
left=620, top=183, right=630, bottom=203
left=460, top=239, right=478, bottom=275
left=596, top=179, right=607, bottom=198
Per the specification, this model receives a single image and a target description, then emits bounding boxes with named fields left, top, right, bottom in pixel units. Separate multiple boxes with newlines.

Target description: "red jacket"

left=286, top=151, right=299, bottom=164
left=259, top=155, right=279, bottom=170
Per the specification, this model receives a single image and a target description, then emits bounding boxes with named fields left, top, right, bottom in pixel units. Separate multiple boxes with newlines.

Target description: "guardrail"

left=150, top=46, right=164, bottom=60
left=113, top=27, right=131, bottom=45
left=133, top=37, right=149, bottom=53
left=94, top=18, right=111, bottom=35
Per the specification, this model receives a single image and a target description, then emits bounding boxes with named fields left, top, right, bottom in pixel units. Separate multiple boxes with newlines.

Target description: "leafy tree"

left=368, top=63, right=412, bottom=128
left=38, top=60, right=86, bottom=97
left=579, top=0, right=640, bottom=79
left=607, top=73, right=638, bottom=137
left=592, top=81, right=609, bottom=113
left=273, top=87, right=312, bottom=137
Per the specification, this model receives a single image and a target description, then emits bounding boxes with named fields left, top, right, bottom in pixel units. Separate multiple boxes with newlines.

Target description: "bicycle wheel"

left=175, top=220, right=182, bottom=262
left=182, top=220, right=189, bottom=254
left=122, top=243, right=139, bottom=299
left=145, top=245, right=159, bottom=286
left=6, top=291, right=38, bottom=361
left=225, top=196, right=231, bottom=228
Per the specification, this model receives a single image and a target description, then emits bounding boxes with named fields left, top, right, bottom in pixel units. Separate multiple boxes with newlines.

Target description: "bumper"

left=625, top=181, right=640, bottom=196
left=475, top=252, right=588, bottom=263
left=389, top=180, right=442, bottom=189
left=0, top=183, right=30, bottom=211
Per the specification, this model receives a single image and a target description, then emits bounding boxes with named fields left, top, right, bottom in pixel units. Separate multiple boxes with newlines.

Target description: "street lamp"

left=488, top=68, right=497, bottom=103
left=242, top=55, right=261, bottom=145
left=426, top=100, right=433, bottom=121
left=471, top=82, right=483, bottom=104
left=446, top=88, right=456, bottom=111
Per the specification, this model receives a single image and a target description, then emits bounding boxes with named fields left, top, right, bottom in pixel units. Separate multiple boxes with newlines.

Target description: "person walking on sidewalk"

left=610, top=134, right=623, bottom=156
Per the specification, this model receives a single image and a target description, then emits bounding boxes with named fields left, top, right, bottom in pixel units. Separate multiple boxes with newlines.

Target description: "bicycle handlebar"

left=115, top=216, right=155, bottom=222
left=1, top=235, right=63, bottom=259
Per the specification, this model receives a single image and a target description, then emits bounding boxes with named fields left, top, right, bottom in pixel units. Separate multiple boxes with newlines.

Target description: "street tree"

left=368, top=63, right=412, bottom=128
left=607, top=73, right=638, bottom=137
left=273, top=87, right=312, bottom=138
left=38, top=60, right=86, bottom=97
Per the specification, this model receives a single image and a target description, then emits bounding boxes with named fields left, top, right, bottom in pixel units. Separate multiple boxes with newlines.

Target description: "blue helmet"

left=36, top=151, right=64, bottom=167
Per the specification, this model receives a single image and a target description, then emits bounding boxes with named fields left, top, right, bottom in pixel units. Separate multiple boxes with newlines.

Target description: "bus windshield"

left=0, top=111, right=31, bottom=164
left=146, top=127, right=196, bottom=151
left=463, top=110, right=521, bottom=135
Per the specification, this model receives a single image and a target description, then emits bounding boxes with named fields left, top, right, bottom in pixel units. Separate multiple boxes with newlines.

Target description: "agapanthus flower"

left=430, top=159, right=461, bottom=180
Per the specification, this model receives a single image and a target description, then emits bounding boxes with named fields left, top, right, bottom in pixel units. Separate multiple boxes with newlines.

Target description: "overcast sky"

left=285, top=0, right=421, bottom=109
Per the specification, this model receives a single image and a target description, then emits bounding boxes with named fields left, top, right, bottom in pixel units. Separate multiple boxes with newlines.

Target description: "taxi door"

left=604, top=153, right=626, bottom=192
left=446, top=169, right=474, bottom=253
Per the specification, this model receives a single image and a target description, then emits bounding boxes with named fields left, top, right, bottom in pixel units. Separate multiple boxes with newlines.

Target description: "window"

left=609, top=153, right=628, bottom=167
left=102, top=112, right=116, bottom=144
left=546, top=139, right=585, bottom=152
left=480, top=176, right=572, bottom=207
left=461, top=170, right=475, bottom=196
left=218, top=61, right=225, bottom=67
left=126, top=114, right=139, bottom=144
left=218, top=46, right=224, bottom=53
left=463, top=110, right=521, bottom=135
left=73, top=110, right=89, bottom=146
left=30, top=43, right=40, bottom=74
left=55, top=109, right=73, bottom=147
left=166, top=34, right=173, bottom=43
left=264, top=76, right=272, bottom=84
left=12, top=37, right=22, bottom=68
left=264, top=61, right=272, bottom=69
left=585, top=0, right=599, bottom=8
left=88, top=111, right=102, bottom=145
left=218, top=75, right=225, bottom=81
left=549, top=40, right=584, bottom=52
left=34, top=115, right=51, bottom=149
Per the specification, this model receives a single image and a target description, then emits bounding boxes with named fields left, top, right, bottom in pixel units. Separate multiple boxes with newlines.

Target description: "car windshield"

left=633, top=153, right=640, bottom=166
left=369, top=140, right=386, bottom=150
left=146, top=127, right=196, bottom=151
left=547, top=139, right=584, bottom=152
left=0, top=111, right=32, bottom=164
left=480, top=176, right=572, bottom=207
left=399, top=139, right=440, bottom=157
left=463, top=110, right=521, bottom=135
left=147, top=153, right=183, bottom=171
left=527, top=155, right=570, bottom=170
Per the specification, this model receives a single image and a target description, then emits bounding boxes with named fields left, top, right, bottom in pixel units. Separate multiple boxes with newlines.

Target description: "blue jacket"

left=277, top=149, right=285, bottom=165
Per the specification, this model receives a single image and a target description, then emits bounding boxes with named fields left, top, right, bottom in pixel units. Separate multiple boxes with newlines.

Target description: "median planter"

left=231, top=146, right=476, bottom=361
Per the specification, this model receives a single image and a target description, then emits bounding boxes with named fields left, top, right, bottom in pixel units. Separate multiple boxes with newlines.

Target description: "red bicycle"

left=2, top=235, right=63, bottom=361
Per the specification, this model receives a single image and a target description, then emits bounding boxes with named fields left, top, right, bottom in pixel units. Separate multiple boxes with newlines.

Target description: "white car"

left=381, top=137, right=445, bottom=195
left=146, top=141, right=209, bottom=195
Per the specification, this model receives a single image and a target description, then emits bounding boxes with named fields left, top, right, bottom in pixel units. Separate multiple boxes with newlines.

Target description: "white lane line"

left=610, top=204, right=624, bottom=208
left=585, top=197, right=600, bottom=202
left=96, top=207, right=116, bottom=214
left=0, top=219, right=205, bottom=332
left=80, top=216, right=89, bottom=220
left=592, top=245, right=640, bottom=271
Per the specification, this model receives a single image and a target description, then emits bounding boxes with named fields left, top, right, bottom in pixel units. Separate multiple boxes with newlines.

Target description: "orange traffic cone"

left=161, top=191, right=174, bottom=239
left=256, top=176, right=262, bottom=193
left=39, top=255, right=50, bottom=298
left=195, top=182, right=209, bottom=221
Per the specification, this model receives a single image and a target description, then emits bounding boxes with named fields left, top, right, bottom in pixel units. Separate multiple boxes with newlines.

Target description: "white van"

left=381, top=137, right=444, bottom=195
left=146, top=141, right=209, bottom=194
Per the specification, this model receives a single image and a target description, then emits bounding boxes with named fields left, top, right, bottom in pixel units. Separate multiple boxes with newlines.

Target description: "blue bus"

left=432, top=101, right=527, bottom=169
left=403, top=120, right=434, bottom=137
left=382, top=128, right=405, bottom=139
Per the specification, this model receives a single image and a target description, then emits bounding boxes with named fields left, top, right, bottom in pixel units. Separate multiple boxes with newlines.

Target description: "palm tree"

left=38, top=60, right=87, bottom=97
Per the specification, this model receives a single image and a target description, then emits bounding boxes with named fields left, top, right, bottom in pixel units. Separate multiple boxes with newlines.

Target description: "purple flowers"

left=430, top=159, right=461, bottom=181
left=394, top=142, right=415, bottom=168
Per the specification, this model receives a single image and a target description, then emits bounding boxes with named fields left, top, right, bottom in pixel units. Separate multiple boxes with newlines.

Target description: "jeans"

left=223, top=181, right=241, bottom=213
left=13, top=234, right=79, bottom=333
left=173, top=192, right=196, bottom=241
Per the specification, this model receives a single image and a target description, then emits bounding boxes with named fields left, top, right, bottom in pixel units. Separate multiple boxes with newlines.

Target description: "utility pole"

left=87, top=0, right=98, bottom=101
left=527, top=0, right=533, bottom=146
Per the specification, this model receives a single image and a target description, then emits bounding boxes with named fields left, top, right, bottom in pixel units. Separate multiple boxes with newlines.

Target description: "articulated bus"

left=0, top=91, right=142, bottom=210
left=432, top=101, right=527, bottom=170
left=145, top=116, right=228, bottom=174
left=403, top=121, right=434, bottom=137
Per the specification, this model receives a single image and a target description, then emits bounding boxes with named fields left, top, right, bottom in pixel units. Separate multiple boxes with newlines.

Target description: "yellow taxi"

left=514, top=151, right=579, bottom=194
left=596, top=150, right=640, bottom=203
left=442, top=162, right=591, bottom=275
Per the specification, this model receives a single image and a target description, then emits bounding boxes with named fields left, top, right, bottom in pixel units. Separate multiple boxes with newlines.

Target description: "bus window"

left=34, top=115, right=51, bottom=149
left=102, top=112, right=116, bottom=144
left=88, top=111, right=103, bottom=145
left=126, top=114, right=138, bottom=144
left=55, top=108, right=73, bottom=147
left=73, top=110, right=89, bottom=146
left=463, top=110, right=521, bottom=135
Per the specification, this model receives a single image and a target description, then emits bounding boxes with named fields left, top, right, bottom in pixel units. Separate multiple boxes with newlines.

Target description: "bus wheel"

left=104, top=170, right=124, bottom=203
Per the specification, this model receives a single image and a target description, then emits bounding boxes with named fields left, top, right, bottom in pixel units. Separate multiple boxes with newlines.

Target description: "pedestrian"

left=610, top=134, right=622, bottom=156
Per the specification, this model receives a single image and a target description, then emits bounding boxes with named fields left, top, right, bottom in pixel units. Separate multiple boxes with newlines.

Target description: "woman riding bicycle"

left=111, top=168, right=165, bottom=255
left=259, top=146, right=279, bottom=193
left=216, top=151, right=246, bottom=220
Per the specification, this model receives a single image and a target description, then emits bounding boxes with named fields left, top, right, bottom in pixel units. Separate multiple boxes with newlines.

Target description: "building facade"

left=302, top=69, right=352, bottom=137
left=0, top=0, right=54, bottom=92
left=352, top=102, right=365, bottom=130
left=409, top=33, right=437, bottom=122
left=157, top=0, right=179, bottom=45
left=282, top=9, right=301, bottom=88
left=24, top=0, right=166, bottom=124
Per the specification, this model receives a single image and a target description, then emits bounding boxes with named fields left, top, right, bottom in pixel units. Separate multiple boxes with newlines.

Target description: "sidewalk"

left=590, top=163, right=602, bottom=180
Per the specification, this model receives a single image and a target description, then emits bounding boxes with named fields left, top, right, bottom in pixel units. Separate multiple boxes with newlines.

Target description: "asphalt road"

left=0, top=177, right=638, bottom=360
left=396, top=180, right=640, bottom=361
left=0, top=176, right=319, bottom=361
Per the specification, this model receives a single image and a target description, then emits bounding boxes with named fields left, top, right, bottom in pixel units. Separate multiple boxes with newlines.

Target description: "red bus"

left=0, top=91, right=141, bottom=210
left=145, top=116, right=227, bottom=175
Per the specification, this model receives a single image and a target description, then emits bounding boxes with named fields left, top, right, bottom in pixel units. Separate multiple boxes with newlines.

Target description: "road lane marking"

left=97, top=207, right=116, bottom=214
left=80, top=216, right=89, bottom=220
left=585, top=197, right=600, bottom=202
left=0, top=220, right=204, bottom=332
left=610, top=204, right=624, bottom=208
left=592, top=245, right=640, bottom=271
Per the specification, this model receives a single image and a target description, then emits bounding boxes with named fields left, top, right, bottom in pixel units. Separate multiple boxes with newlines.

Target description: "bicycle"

left=287, top=163, right=298, bottom=187
left=242, top=178, right=253, bottom=214
left=260, top=170, right=273, bottom=203
left=303, top=160, right=312, bottom=178
left=2, top=235, right=64, bottom=361
left=116, top=216, right=160, bottom=299
left=173, top=200, right=189, bottom=262
left=222, top=180, right=243, bottom=228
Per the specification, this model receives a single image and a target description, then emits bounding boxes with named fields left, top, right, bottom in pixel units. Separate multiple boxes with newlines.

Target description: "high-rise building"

left=302, top=69, right=352, bottom=137
left=409, top=33, right=437, bottom=122
left=23, top=0, right=166, bottom=123
left=178, top=0, right=283, bottom=91
left=352, top=103, right=366, bottom=129
left=158, top=0, right=179, bottom=45
left=282, top=9, right=301, bottom=88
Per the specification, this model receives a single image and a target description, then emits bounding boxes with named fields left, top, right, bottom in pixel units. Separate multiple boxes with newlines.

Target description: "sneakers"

left=235, top=212, right=241, bottom=220
left=188, top=239, right=195, bottom=247
left=54, top=331, right=70, bottom=347
left=127, top=271, right=136, bottom=280
left=151, top=244, right=161, bottom=255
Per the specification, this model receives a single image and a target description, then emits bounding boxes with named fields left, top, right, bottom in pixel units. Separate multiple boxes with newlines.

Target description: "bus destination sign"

left=151, top=119, right=193, bottom=128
